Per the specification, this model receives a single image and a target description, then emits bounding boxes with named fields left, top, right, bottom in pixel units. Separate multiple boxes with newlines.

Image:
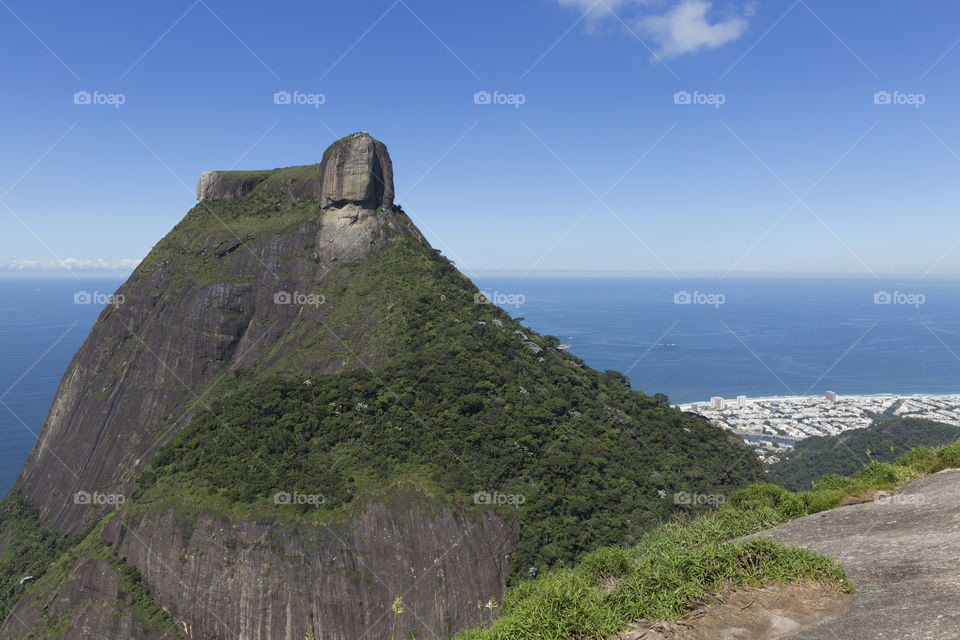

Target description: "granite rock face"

left=317, top=131, right=394, bottom=210
left=0, top=549, right=174, bottom=640
left=0, top=497, right=516, bottom=640
left=195, top=170, right=267, bottom=201
left=105, top=499, right=514, bottom=640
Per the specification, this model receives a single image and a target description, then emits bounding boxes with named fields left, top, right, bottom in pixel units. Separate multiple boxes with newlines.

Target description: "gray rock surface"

left=104, top=499, right=515, bottom=640
left=317, top=131, right=394, bottom=210
left=0, top=498, right=516, bottom=640
left=753, top=469, right=960, bottom=640
left=195, top=170, right=267, bottom=201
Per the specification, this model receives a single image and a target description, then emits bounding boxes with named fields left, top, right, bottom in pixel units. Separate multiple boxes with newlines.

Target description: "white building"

left=737, top=395, right=747, bottom=409
left=710, top=396, right=725, bottom=410
left=826, top=390, right=838, bottom=403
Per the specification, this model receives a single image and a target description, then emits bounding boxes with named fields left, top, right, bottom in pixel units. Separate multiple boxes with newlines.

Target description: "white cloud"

left=1, top=258, right=142, bottom=272
left=557, top=0, right=751, bottom=58
left=638, top=1, right=749, bottom=59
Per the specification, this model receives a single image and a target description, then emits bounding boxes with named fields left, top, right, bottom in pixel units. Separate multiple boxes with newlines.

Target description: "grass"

left=454, top=441, right=960, bottom=640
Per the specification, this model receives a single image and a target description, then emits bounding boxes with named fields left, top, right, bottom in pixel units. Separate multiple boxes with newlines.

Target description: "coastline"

left=676, top=391, right=958, bottom=412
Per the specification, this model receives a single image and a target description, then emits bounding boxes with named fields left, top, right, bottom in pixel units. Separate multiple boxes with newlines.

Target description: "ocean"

left=2, top=276, right=960, bottom=495
left=0, top=278, right=124, bottom=496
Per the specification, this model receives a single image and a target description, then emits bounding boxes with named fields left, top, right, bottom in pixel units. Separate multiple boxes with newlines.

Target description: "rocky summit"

left=0, top=133, right=762, bottom=640
left=14, top=132, right=419, bottom=538
left=196, top=132, right=394, bottom=211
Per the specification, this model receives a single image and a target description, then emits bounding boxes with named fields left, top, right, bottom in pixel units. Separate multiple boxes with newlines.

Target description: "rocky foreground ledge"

left=617, top=469, right=960, bottom=640
left=754, top=468, right=960, bottom=639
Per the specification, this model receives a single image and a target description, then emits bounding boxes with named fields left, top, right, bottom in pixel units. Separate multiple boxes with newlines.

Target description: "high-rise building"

left=737, top=395, right=747, bottom=409
left=826, top=390, right=838, bottom=403
left=710, top=396, right=725, bottom=410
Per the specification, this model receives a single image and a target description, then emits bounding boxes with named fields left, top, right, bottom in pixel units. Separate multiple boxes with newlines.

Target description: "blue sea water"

left=472, top=277, right=960, bottom=404
left=2, top=276, right=960, bottom=496
left=0, top=279, right=124, bottom=496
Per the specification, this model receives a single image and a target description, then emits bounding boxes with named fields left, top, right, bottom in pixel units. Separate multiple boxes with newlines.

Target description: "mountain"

left=0, top=132, right=763, bottom=640
left=769, top=415, right=960, bottom=491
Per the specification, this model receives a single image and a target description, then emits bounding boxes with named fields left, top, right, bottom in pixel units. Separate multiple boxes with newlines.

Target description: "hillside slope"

left=769, top=416, right=960, bottom=490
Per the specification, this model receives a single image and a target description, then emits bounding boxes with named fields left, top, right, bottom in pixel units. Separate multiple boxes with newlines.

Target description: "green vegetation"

left=0, top=493, right=78, bottom=624
left=453, top=441, right=960, bottom=640
left=769, top=416, right=960, bottom=490
left=131, top=236, right=763, bottom=582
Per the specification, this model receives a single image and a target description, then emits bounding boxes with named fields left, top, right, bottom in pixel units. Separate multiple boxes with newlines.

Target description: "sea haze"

left=2, top=276, right=960, bottom=495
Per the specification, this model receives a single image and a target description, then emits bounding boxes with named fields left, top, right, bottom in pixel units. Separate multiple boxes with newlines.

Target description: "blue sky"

left=1, top=0, right=959, bottom=277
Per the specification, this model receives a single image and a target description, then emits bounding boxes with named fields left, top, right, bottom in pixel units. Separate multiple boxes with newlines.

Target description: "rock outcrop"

left=195, top=170, right=267, bottom=201
left=196, top=132, right=394, bottom=211
left=317, top=131, right=394, bottom=210
left=751, top=468, right=960, bottom=639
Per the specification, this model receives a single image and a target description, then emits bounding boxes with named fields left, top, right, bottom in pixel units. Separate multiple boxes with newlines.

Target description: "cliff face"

left=1, top=495, right=516, bottom=640
left=15, top=133, right=415, bottom=535
left=102, top=500, right=514, bottom=640
left=1, top=550, right=175, bottom=640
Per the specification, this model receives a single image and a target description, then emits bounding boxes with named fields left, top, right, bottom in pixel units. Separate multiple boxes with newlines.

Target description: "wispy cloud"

left=1, top=258, right=142, bottom=272
left=557, top=0, right=753, bottom=59
left=639, top=1, right=751, bottom=58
